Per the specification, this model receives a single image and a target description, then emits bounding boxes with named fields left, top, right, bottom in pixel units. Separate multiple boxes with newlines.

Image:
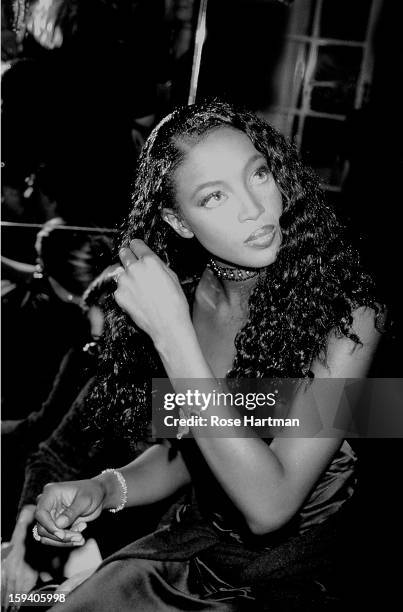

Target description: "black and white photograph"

left=1, top=1, right=402, bottom=610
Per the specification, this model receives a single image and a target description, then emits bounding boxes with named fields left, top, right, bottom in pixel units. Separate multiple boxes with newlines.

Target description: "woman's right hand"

left=34, top=479, right=105, bottom=546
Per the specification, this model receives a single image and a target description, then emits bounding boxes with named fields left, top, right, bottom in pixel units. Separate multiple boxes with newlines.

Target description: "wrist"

left=93, top=470, right=127, bottom=513
left=153, top=319, right=197, bottom=359
left=152, top=312, right=194, bottom=347
left=155, top=324, right=214, bottom=380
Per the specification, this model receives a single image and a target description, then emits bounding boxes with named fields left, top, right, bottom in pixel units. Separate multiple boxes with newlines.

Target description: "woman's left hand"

left=114, top=239, right=191, bottom=343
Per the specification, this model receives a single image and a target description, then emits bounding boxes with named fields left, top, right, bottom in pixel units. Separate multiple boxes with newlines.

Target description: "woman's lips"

left=244, top=224, right=276, bottom=248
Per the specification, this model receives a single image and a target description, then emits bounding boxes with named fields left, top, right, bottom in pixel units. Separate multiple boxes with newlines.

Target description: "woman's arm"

left=115, top=241, right=381, bottom=535
left=35, top=441, right=191, bottom=545
left=96, top=441, right=191, bottom=510
left=158, top=306, right=381, bottom=534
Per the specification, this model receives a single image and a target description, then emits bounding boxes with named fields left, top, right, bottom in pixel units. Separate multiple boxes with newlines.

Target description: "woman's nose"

left=237, top=191, right=265, bottom=222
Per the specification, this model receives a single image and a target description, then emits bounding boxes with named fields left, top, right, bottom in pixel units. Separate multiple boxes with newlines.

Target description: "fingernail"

left=76, top=522, right=87, bottom=532
left=71, top=535, right=84, bottom=543
left=55, top=530, right=64, bottom=539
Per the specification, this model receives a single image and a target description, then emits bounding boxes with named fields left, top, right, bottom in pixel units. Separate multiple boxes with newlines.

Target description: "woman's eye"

left=253, top=166, right=270, bottom=184
left=200, top=191, right=227, bottom=208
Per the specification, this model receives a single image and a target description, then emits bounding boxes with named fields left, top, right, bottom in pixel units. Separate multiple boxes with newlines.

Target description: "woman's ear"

left=161, top=208, right=194, bottom=239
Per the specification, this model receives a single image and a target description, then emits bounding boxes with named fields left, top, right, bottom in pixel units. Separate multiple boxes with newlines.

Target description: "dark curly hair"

left=85, top=99, right=379, bottom=440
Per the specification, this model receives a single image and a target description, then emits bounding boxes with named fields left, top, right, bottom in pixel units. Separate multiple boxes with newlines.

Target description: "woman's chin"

left=236, top=248, right=281, bottom=270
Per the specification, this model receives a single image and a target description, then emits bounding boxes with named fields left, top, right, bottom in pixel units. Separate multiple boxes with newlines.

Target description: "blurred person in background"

left=1, top=220, right=113, bottom=420
left=1, top=264, right=117, bottom=536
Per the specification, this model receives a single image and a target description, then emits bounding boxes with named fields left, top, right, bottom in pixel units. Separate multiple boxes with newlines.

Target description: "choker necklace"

left=208, top=259, right=259, bottom=282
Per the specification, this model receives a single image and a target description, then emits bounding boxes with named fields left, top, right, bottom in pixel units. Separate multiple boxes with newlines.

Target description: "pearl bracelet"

left=101, top=469, right=128, bottom=513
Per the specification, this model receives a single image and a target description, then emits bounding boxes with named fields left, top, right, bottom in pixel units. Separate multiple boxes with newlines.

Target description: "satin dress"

left=48, top=439, right=356, bottom=611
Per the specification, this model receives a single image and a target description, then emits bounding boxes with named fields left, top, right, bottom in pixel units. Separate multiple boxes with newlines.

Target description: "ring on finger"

left=32, top=525, right=41, bottom=542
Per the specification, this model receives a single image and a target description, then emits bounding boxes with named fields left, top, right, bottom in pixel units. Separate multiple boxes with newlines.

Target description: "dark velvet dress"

left=48, top=439, right=356, bottom=611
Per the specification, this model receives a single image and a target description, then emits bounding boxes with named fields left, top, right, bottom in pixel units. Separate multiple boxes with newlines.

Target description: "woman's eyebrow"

left=191, top=180, right=225, bottom=199
left=190, top=154, right=266, bottom=199
left=247, top=153, right=266, bottom=167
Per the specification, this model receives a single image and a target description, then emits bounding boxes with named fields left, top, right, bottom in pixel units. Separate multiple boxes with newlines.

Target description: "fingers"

left=70, top=519, right=88, bottom=533
left=128, top=239, right=155, bottom=259
left=35, top=492, right=88, bottom=540
left=35, top=522, right=84, bottom=546
left=54, top=504, right=80, bottom=529
left=35, top=519, right=85, bottom=546
left=119, top=247, right=138, bottom=269
left=119, top=240, right=160, bottom=271
left=34, top=506, right=65, bottom=540
left=39, top=535, right=84, bottom=548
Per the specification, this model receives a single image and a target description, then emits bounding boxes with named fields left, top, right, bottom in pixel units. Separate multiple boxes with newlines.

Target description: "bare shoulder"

left=312, top=305, right=383, bottom=378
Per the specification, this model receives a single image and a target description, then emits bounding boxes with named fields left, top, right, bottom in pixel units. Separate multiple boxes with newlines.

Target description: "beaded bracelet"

left=101, top=469, right=128, bottom=513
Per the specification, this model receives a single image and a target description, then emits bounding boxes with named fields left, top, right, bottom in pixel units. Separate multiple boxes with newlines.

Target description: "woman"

left=32, top=100, right=382, bottom=610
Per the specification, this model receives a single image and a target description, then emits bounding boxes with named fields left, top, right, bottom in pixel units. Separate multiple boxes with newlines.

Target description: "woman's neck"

left=199, top=266, right=259, bottom=313
left=207, top=259, right=262, bottom=305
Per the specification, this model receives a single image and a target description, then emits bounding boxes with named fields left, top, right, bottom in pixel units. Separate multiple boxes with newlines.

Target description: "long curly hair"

left=86, top=99, right=379, bottom=440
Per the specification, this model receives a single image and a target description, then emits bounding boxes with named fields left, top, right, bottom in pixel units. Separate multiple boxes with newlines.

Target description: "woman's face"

left=166, top=127, right=283, bottom=268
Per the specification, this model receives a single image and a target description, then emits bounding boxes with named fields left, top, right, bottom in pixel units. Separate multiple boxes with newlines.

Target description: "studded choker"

left=207, top=259, right=259, bottom=282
